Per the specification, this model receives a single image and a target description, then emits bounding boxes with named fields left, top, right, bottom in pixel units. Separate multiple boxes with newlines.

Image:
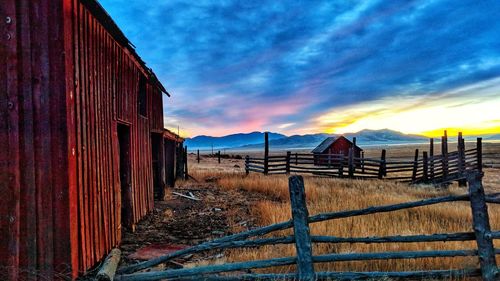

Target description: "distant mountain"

left=483, top=134, right=500, bottom=141
left=344, top=129, right=428, bottom=144
left=231, top=129, right=429, bottom=150
left=184, top=131, right=286, bottom=150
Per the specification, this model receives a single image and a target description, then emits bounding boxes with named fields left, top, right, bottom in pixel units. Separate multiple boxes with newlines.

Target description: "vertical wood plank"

left=0, top=0, right=21, bottom=278
left=361, top=151, right=365, bottom=173
left=286, top=151, right=291, bottom=174
left=477, top=138, right=482, bottom=175
left=467, top=172, right=498, bottom=280
left=31, top=0, right=55, bottom=276
left=184, top=146, right=188, bottom=180
left=458, top=132, right=467, bottom=187
left=378, top=149, right=386, bottom=179
left=412, top=149, right=419, bottom=183
left=245, top=155, right=249, bottom=175
left=264, top=132, right=269, bottom=175
left=16, top=0, right=37, bottom=278
left=348, top=147, right=354, bottom=178
left=288, top=176, right=315, bottom=281
left=442, top=130, right=448, bottom=179
left=429, top=138, right=434, bottom=180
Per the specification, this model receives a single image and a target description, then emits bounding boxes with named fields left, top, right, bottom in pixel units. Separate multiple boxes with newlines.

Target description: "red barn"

left=312, top=136, right=363, bottom=165
left=0, top=0, right=182, bottom=279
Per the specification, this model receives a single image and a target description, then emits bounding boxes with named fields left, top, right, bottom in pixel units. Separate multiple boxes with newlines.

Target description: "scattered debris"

left=96, top=248, right=121, bottom=281
left=172, top=191, right=201, bottom=201
left=128, top=244, right=187, bottom=260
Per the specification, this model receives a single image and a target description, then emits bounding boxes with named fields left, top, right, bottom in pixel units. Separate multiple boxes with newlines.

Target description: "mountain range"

left=184, top=129, right=500, bottom=151
left=183, top=131, right=286, bottom=150
left=185, top=129, right=428, bottom=150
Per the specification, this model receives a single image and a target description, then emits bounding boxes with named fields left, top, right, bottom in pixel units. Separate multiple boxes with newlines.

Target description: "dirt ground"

left=116, top=176, right=271, bottom=272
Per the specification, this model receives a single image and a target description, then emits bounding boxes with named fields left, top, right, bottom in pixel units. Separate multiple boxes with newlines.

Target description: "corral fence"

left=245, top=135, right=484, bottom=186
left=114, top=172, right=499, bottom=281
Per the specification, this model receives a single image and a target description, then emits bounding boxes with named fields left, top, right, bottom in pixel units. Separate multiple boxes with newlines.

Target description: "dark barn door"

left=164, top=140, right=176, bottom=187
left=118, top=124, right=132, bottom=231
left=151, top=133, right=164, bottom=200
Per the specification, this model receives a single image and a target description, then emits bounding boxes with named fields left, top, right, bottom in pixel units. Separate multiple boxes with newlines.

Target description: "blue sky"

left=100, top=0, right=500, bottom=137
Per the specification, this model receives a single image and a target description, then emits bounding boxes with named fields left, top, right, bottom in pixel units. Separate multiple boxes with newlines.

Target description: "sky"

left=100, top=0, right=500, bottom=137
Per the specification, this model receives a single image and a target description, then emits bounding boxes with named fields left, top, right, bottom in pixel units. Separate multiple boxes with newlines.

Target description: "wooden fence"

left=114, top=172, right=499, bottom=280
left=245, top=138, right=483, bottom=186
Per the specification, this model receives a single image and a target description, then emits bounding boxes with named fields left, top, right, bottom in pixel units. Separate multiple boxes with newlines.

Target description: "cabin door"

left=117, top=124, right=132, bottom=231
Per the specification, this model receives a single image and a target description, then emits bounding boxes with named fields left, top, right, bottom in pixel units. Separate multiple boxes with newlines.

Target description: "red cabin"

left=0, top=0, right=182, bottom=279
left=312, top=136, right=363, bottom=165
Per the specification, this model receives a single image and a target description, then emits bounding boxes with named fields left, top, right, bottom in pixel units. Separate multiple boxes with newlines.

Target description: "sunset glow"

left=317, top=78, right=500, bottom=137
left=101, top=1, right=500, bottom=137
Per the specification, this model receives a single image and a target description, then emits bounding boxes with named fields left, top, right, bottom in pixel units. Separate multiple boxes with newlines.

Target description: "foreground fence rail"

left=114, top=172, right=499, bottom=280
left=245, top=137, right=484, bottom=186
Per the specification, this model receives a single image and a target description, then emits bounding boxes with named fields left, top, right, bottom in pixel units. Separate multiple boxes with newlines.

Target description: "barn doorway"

left=164, top=139, right=176, bottom=187
left=118, top=124, right=132, bottom=231
left=151, top=133, right=164, bottom=200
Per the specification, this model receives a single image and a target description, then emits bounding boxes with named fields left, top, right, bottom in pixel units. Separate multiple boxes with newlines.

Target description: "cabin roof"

left=311, top=136, right=363, bottom=153
left=82, top=0, right=169, bottom=96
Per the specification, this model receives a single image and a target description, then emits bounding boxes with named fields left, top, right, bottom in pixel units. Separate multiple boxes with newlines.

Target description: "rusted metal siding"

left=1, top=0, right=167, bottom=279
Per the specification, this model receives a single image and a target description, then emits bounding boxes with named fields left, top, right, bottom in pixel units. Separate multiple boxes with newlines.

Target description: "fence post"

left=442, top=131, right=448, bottom=179
left=184, top=146, right=188, bottom=180
left=197, top=149, right=200, bottom=163
left=378, top=149, right=386, bottom=179
left=467, top=172, right=498, bottom=280
left=218, top=150, right=221, bottom=164
left=477, top=138, right=483, bottom=175
left=245, top=155, right=249, bottom=175
left=264, top=132, right=269, bottom=175
left=429, top=138, right=434, bottom=180
left=288, top=176, right=315, bottom=281
left=295, top=153, right=298, bottom=165
left=348, top=148, right=354, bottom=178
left=361, top=151, right=365, bottom=173
left=412, top=149, right=419, bottom=183
left=458, top=132, right=467, bottom=186
left=286, top=151, right=291, bottom=174
left=422, top=151, right=428, bottom=182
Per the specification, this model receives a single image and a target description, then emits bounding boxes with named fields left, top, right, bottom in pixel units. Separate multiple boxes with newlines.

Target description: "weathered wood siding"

left=0, top=0, right=166, bottom=279
left=70, top=0, right=163, bottom=273
left=0, top=0, right=75, bottom=280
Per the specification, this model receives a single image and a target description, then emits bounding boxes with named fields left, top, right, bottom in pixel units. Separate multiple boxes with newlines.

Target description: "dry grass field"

left=184, top=143, right=500, bottom=276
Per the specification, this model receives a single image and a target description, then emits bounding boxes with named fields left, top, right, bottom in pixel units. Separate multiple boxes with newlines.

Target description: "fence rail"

left=245, top=138, right=485, bottom=186
left=114, top=172, right=499, bottom=281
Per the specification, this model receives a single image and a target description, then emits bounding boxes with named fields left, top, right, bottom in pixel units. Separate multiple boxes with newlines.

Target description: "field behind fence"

left=245, top=133, right=484, bottom=186
left=114, top=172, right=499, bottom=280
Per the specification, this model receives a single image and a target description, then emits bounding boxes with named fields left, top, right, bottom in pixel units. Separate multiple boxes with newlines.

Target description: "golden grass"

left=209, top=169, right=500, bottom=274
left=183, top=143, right=500, bottom=276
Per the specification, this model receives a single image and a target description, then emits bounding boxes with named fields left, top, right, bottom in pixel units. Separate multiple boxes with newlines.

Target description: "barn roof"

left=311, top=136, right=363, bottom=153
left=82, top=0, right=169, bottom=96
left=163, top=128, right=184, bottom=142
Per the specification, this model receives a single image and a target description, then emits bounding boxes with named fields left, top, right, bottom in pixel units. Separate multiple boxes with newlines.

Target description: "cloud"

left=100, top=0, right=500, bottom=136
